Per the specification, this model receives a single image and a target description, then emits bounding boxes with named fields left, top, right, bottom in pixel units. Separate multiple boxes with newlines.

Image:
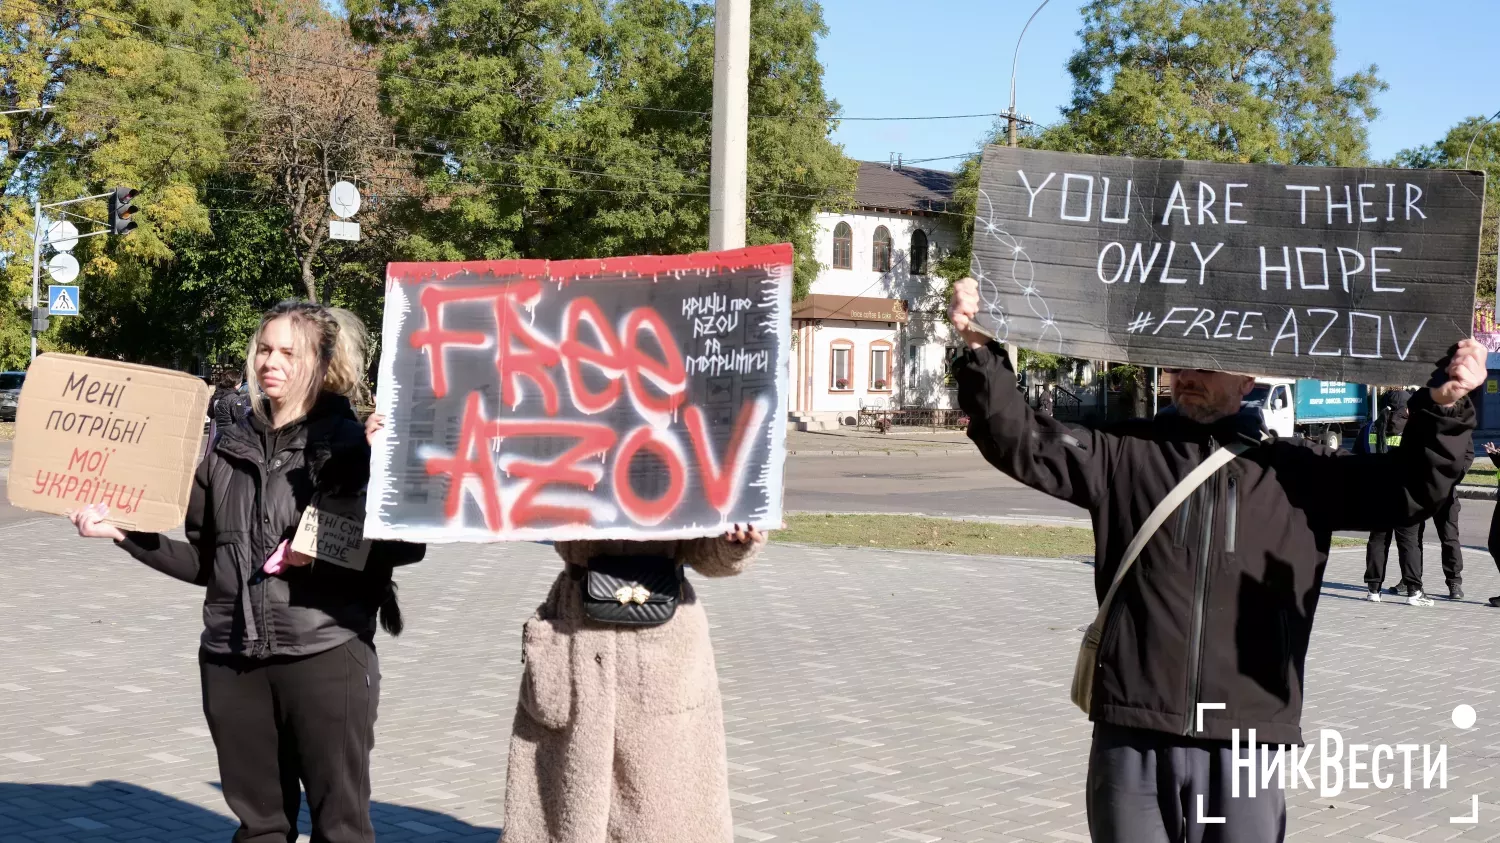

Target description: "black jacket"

left=209, top=386, right=243, bottom=431
left=955, top=342, right=1474, bottom=745
left=118, top=392, right=424, bottom=658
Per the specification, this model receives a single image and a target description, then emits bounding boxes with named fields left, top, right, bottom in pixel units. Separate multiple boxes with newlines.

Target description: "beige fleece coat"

left=502, top=535, right=763, bottom=843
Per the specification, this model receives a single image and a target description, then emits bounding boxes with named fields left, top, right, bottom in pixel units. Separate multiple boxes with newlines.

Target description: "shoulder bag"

left=1071, top=441, right=1253, bottom=714
left=578, top=555, right=683, bottom=626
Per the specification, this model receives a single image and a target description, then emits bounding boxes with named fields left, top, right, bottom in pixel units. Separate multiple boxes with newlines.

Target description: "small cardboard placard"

left=9, top=354, right=210, bottom=532
left=292, top=497, right=372, bottom=570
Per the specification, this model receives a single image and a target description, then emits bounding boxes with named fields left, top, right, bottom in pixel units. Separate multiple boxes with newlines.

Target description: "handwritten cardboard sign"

left=9, top=354, right=210, bottom=531
left=970, top=146, right=1485, bottom=382
left=366, top=244, right=793, bottom=542
left=292, top=497, right=372, bottom=570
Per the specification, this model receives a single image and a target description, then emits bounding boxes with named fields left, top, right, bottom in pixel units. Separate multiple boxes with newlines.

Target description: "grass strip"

left=778, top=513, right=1363, bottom=557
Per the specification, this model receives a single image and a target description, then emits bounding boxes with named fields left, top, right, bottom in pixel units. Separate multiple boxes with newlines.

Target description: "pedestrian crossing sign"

left=48, top=285, right=79, bottom=316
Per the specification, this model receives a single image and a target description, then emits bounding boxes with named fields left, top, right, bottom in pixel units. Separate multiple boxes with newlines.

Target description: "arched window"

left=869, top=341, right=893, bottom=391
left=872, top=225, right=892, bottom=272
left=829, top=339, right=854, bottom=391
left=831, top=221, right=852, bottom=269
left=910, top=229, right=929, bottom=275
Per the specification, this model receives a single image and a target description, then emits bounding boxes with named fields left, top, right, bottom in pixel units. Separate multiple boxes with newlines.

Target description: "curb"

left=1458, top=485, right=1497, bottom=501
left=787, top=448, right=974, bottom=457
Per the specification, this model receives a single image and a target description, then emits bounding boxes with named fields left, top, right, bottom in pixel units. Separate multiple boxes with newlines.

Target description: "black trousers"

left=1365, top=525, right=1423, bottom=592
left=1420, top=492, right=1464, bottom=586
left=1489, top=500, right=1500, bottom=580
left=200, top=638, right=380, bottom=843
left=1087, top=723, right=1285, bottom=843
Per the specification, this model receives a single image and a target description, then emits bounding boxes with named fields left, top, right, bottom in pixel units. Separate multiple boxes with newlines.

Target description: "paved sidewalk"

left=787, top=427, right=973, bottom=456
left=4, top=521, right=1500, bottom=841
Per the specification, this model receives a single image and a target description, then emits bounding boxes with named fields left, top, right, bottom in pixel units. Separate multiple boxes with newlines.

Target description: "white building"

left=791, top=162, right=963, bottom=428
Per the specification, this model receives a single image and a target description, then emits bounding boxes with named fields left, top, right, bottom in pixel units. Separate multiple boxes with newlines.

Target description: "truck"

left=1248, top=378, right=1370, bottom=450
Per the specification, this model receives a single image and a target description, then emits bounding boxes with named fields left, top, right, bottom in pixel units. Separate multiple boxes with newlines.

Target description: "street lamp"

left=1007, top=0, right=1050, bottom=148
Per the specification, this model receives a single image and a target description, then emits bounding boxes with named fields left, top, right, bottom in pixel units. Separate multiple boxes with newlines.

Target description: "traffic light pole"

left=30, top=191, right=115, bottom=362
left=29, top=199, right=41, bottom=361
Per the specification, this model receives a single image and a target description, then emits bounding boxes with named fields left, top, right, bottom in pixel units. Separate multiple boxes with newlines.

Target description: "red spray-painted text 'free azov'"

left=408, top=277, right=769, bottom=531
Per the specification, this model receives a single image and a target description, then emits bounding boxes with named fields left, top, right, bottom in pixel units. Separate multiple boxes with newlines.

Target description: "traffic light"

left=32, top=305, right=49, bottom=333
left=109, top=186, right=138, bottom=236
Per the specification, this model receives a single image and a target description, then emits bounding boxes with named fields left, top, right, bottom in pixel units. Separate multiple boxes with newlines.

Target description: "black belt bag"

left=577, top=555, right=683, bottom=626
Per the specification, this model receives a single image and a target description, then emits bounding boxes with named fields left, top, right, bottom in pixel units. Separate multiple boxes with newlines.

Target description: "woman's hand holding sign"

left=68, top=503, right=125, bottom=542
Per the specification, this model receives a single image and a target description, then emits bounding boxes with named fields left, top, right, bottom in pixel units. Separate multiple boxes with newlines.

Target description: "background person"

left=948, top=276, right=1481, bottom=843
left=1364, top=388, right=1428, bottom=605
left=69, top=301, right=424, bottom=843
left=503, top=527, right=765, bottom=843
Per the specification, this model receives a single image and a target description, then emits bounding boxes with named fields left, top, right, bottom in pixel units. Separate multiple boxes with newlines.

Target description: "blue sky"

left=817, top=1, right=1500, bottom=171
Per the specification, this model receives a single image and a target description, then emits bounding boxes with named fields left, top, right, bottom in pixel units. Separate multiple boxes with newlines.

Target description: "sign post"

left=366, top=245, right=794, bottom=543
left=970, top=147, right=1486, bottom=384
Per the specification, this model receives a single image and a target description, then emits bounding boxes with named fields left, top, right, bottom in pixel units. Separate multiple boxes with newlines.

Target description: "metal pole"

left=1001, top=0, right=1048, bottom=372
left=709, top=0, right=750, bottom=251
left=1008, top=0, right=1050, bottom=148
left=30, top=199, right=42, bottom=361
left=1152, top=366, right=1159, bottom=415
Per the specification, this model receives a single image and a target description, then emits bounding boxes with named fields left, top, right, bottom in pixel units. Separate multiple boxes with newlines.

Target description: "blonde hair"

left=244, top=301, right=370, bottom=423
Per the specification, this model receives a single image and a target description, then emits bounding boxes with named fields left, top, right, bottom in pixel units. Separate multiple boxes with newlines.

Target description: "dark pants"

left=1087, top=723, right=1286, bottom=843
left=1364, top=525, right=1423, bottom=592
left=1420, top=493, right=1464, bottom=587
left=200, top=638, right=381, bottom=843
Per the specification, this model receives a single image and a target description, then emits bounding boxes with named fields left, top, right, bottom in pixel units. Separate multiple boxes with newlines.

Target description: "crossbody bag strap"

left=1093, top=440, right=1254, bottom=624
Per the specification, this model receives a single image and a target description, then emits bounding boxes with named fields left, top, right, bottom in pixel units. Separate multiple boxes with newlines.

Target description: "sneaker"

left=1449, top=584, right=1465, bottom=601
left=1389, top=583, right=1414, bottom=597
left=1366, top=590, right=1382, bottom=603
left=1408, top=591, right=1435, bottom=607
left=1488, top=597, right=1500, bottom=608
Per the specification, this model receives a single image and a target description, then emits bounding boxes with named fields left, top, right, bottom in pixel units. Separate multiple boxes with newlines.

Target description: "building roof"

left=852, top=161, right=958, bottom=215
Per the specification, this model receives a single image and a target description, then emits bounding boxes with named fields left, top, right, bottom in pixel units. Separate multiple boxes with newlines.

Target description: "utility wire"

left=2, top=0, right=1024, bottom=126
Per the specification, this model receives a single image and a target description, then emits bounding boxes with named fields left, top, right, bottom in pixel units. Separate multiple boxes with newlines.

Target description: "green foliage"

left=934, top=0, right=1385, bottom=345
left=350, top=0, right=852, bottom=298
left=1392, top=115, right=1500, bottom=300
left=1, top=0, right=252, bottom=369
left=1043, top=0, right=1385, bottom=165
left=4, top=0, right=851, bottom=369
left=1018, top=348, right=1064, bottom=375
left=58, top=177, right=301, bottom=367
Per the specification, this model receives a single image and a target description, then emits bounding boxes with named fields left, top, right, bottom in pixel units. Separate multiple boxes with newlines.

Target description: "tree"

left=936, top=0, right=1385, bottom=301
left=1393, top=116, right=1500, bottom=300
left=57, top=174, right=302, bottom=368
left=241, top=0, right=418, bottom=304
left=348, top=0, right=853, bottom=298
left=1044, top=0, right=1385, bottom=165
left=1, top=0, right=251, bottom=369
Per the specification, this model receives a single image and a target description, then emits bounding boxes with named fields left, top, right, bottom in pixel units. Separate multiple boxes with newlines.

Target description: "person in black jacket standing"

left=68, top=301, right=424, bottom=843
left=1364, top=389, right=1429, bottom=604
left=949, top=278, right=1482, bottom=843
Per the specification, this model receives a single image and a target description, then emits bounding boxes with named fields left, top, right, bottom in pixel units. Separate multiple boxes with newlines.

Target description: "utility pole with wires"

left=709, top=0, right=750, bottom=251
left=998, top=0, right=1051, bottom=373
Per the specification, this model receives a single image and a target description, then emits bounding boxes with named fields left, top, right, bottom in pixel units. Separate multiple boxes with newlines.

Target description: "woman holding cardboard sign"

left=68, top=301, right=424, bottom=843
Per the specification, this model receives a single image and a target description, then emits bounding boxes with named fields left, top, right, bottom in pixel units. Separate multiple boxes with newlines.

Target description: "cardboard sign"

left=10, top=354, right=210, bottom=531
left=367, top=244, right=793, bottom=542
left=292, top=497, right=372, bottom=570
left=970, top=146, right=1485, bottom=383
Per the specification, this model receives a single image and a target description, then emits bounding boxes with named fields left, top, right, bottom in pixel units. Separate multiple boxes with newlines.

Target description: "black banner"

left=970, top=147, right=1485, bottom=382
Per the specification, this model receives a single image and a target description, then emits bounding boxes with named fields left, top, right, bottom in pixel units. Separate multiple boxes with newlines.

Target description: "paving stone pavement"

left=4, top=517, right=1500, bottom=842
